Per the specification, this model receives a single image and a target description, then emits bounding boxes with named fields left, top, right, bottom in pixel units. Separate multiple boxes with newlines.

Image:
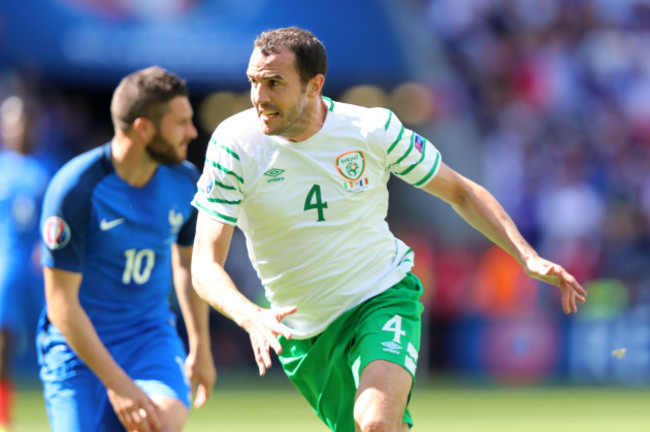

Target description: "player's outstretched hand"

left=524, top=256, right=587, bottom=314
left=107, top=379, right=161, bottom=432
left=185, top=344, right=217, bottom=408
left=244, top=305, right=297, bottom=376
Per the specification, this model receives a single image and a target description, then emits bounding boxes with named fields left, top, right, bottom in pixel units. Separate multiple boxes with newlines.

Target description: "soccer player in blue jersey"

left=191, top=27, right=587, bottom=432
left=0, top=95, right=49, bottom=431
left=38, top=66, right=216, bottom=432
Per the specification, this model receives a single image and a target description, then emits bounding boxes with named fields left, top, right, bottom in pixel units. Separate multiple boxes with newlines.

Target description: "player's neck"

left=110, top=137, right=157, bottom=187
left=284, top=98, right=327, bottom=142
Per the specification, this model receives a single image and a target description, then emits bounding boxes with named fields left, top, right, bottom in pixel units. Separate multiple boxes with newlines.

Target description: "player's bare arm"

left=191, top=213, right=296, bottom=376
left=43, top=267, right=161, bottom=431
left=422, top=162, right=587, bottom=314
left=172, top=243, right=216, bottom=408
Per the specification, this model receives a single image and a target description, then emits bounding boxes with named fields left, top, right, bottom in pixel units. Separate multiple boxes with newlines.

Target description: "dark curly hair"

left=254, top=26, right=327, bottom=85
left=110, top=66, right=189, bottom=133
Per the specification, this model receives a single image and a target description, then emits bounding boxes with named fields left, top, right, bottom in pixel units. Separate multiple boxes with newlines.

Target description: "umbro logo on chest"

left=264, top=168, right=286, bottom=183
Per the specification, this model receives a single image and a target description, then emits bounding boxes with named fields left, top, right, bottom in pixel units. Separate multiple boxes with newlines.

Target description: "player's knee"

left=152, top=397, right=188, bottom=432
left=354, top=418, right=397, bottom=432
left=156, top=417, right=186, bottom=432
left=158, top=425, right=183, bottom=432
left=354, top=410, right=400, bottom=432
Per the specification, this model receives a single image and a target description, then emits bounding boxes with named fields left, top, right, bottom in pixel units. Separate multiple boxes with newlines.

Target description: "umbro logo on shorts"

left=381, top=341, right=402, bottom=354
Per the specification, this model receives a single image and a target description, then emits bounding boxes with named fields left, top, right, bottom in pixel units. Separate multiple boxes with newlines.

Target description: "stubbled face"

left=0, top=96, right=31, bottom=154
left=146, top=96, right=197, bottom=164
left=247, top=46, right=309, bottom=139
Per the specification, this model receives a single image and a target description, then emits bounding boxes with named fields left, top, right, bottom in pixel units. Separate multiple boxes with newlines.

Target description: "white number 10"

left=122, top=248, right=155, bottom=284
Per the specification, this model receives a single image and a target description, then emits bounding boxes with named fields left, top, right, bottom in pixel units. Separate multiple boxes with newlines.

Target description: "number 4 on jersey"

left=304, top=184, right=328, bottom=222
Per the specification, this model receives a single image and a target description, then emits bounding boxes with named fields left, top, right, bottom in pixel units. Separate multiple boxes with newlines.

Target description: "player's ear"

left=133, top=117, right=155, bottom=142
left=307, top=74, right=325, bottom=98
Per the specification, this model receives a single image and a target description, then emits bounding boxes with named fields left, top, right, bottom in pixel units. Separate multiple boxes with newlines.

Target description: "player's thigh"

left=354, top=359, right=412, bottom=430
left=42, top=366, right=115, bottom=432
left=350, top=273, right=423, bottom=429
left=351, top=273, right=423, bottom=385
left=125, top=324, right=191, bottom=428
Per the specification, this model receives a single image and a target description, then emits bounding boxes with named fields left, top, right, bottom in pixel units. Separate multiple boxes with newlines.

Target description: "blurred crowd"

left=0, top=73, right=110, bottom=178
left=411, top=0, right=650, bottom=325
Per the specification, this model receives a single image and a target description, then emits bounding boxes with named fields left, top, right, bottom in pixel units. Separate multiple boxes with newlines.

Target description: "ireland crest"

left=336, top=151, right=366, bottom=180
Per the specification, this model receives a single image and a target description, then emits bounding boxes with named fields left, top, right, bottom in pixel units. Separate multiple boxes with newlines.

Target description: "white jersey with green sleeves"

left=192, top=97, right=442, bottom=338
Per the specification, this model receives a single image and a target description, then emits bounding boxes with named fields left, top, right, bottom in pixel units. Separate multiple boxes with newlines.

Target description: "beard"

left=257, top=89, right=308, bottom=138
left=145, top=130, right=185, bottom=165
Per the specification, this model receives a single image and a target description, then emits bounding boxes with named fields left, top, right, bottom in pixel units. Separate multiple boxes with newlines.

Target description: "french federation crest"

left=336, top=151, right=366, bottom=180
left=169, top=209, right=184, bottom=234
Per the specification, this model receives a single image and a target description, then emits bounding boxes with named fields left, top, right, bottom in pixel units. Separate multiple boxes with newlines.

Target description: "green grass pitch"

left=13, top=378, right=650, bottom=431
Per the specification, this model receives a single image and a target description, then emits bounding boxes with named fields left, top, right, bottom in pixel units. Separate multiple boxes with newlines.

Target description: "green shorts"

left=278, top=272, right=424, bottom=432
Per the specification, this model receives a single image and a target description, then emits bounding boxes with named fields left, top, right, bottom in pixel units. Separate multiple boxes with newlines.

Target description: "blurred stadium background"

left=2, top=0, right=650, bottom=430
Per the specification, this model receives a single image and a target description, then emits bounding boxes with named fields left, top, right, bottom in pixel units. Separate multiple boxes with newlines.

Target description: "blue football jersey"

left=39, top=143, right=199, bottom=345
left=0, top=150, right=49, bottom=330
left=0, top=150, right=49, bottom=275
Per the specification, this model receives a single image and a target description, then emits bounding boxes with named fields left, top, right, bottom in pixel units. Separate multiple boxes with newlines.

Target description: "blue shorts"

left=38, top=320, right=190, bottom=432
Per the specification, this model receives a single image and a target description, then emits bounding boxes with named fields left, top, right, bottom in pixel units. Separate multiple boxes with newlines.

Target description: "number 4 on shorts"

left=382, top=315, right=406, bottom=343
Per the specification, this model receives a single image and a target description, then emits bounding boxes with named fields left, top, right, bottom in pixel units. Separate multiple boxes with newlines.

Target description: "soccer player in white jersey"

left=191, top=27, right=587, bottom=432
